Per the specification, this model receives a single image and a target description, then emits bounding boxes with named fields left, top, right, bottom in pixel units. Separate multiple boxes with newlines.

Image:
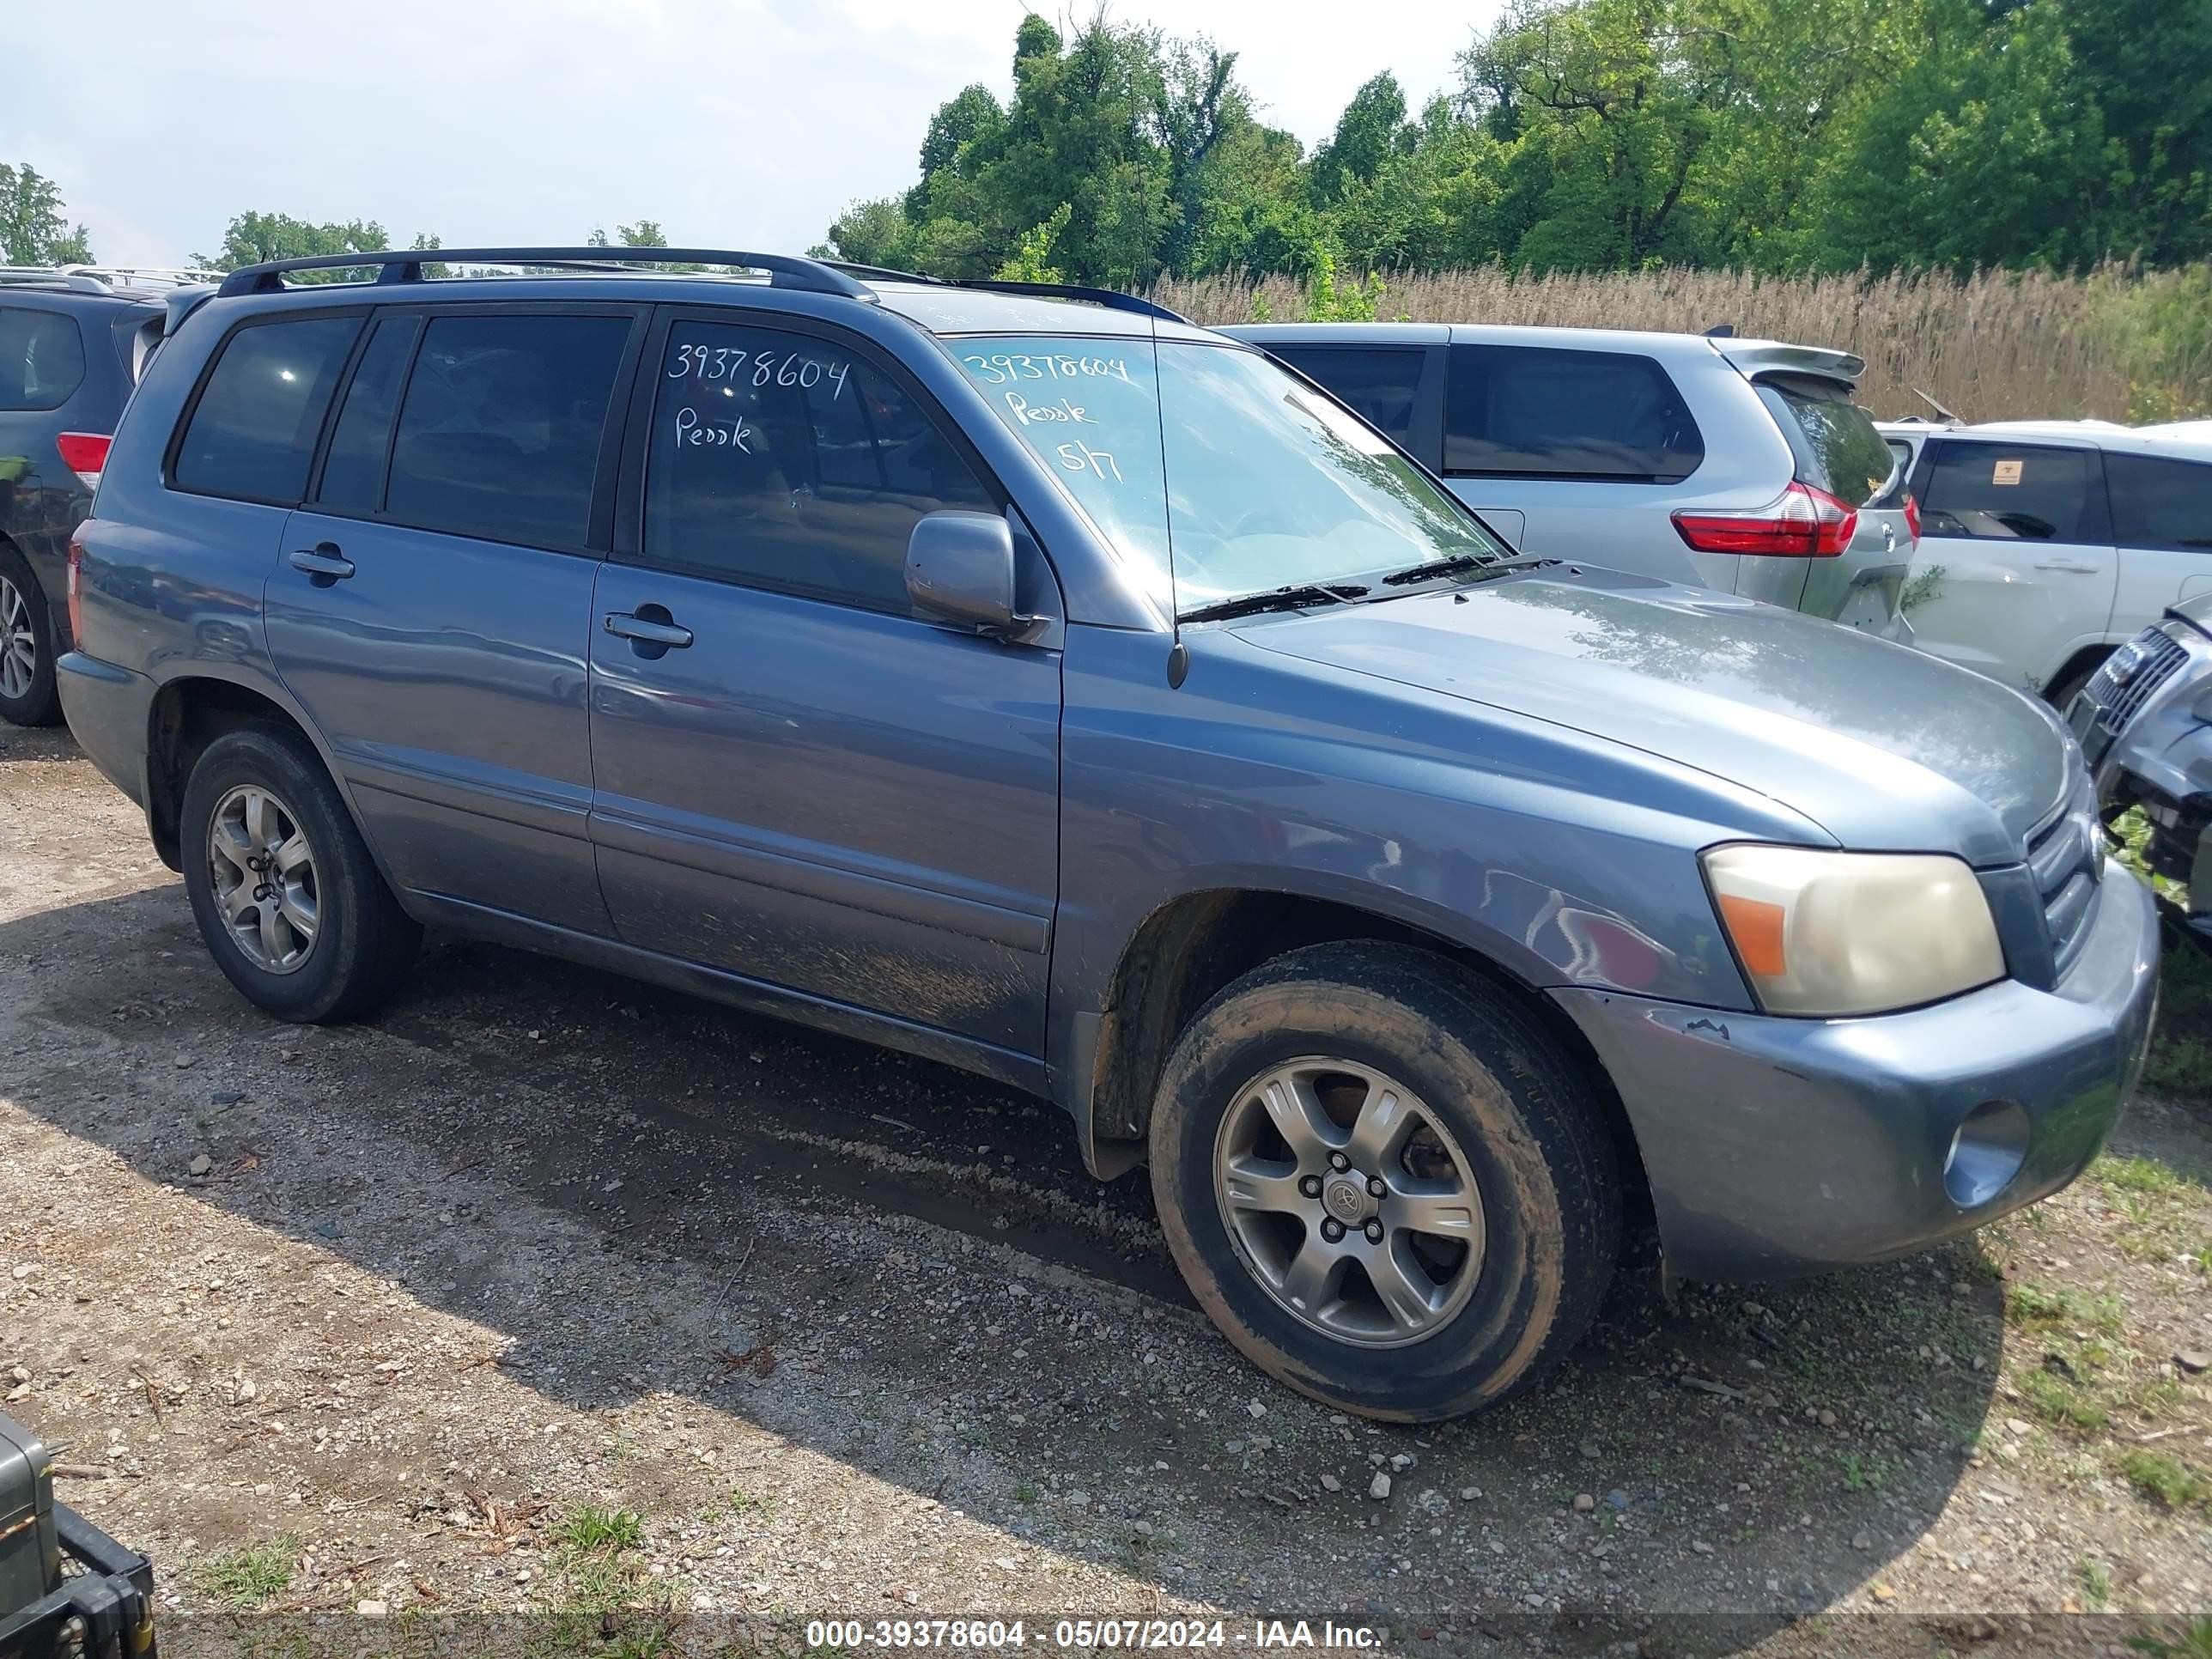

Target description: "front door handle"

left=604, top=611, right=693, bottom=649
left=289, top=543, right=355, bottom=581
left=2033, top=559, right=2102, bottom=574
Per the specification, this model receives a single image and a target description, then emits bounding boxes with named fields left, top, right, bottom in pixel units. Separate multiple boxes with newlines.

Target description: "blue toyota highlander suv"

left=58, top=248, right=2160, bottom=1420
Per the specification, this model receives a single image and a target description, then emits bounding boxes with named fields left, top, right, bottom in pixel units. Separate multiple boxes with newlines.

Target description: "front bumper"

left=1552, top=860, right=2160, bottom=1280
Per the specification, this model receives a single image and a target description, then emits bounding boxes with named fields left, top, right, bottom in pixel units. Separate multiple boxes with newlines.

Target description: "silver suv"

left=1224, top=323, right=1917, bottom=638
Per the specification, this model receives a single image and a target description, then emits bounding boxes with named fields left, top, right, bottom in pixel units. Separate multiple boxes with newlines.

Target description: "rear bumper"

left=1553, top=860, right=2160, bottom=1280
left=55, top=650, right=154, bottom=811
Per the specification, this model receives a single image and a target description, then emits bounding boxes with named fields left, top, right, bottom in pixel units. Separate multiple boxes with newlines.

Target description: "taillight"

left=55, top=432, right=112, bottom=494
left=1902, top=490, right=1922, bottom=545
left=1671, top=481, right=1858, bottom=558
left=67, top=531, right=86, bottom=643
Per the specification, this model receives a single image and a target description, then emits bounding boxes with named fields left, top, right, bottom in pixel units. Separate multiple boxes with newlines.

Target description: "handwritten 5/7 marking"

left=1056, top=439, right=1121, bottom=483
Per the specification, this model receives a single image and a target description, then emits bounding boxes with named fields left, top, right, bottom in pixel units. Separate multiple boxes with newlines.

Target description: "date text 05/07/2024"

left=801, top=1619, right=1383, bottom=1650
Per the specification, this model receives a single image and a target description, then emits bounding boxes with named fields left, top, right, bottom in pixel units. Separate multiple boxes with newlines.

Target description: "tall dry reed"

left=1149, top=265, right=2211, bottom=424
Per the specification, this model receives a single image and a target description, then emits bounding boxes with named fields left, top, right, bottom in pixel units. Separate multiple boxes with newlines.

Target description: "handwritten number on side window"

left=666, top=343, right=848, bottom=399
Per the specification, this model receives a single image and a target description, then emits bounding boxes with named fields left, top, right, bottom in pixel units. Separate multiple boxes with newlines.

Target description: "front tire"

left=1149, top=941, right=1620, bottom=1421
left=0, top=544, right=58, bottom=726
left=180, top=723, right=421, bottom=1022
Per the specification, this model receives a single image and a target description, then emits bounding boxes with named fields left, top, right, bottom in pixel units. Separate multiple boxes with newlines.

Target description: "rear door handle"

left=2033, top=559, right=2102, bottom=574
left=289, top=543, right=355, bottom=580
left=604, top=611, right=693, bottom=648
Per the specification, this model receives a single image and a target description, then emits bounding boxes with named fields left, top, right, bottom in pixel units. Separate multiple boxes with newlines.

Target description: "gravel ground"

left=1, top=720, right=2208, bottom=1657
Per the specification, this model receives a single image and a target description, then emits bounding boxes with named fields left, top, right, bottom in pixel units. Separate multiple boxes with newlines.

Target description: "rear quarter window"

left=1753, top=375, right=1895, bottom=507
left=172, top=315, right=362, bottom=503
left=0, top=307, right=87, bottom=412
left=1270, top=346, right=1424, bottom=449
left=2106, top=452, right=2212, bottom=551
left=1444, top=343, right=1703, bottom=483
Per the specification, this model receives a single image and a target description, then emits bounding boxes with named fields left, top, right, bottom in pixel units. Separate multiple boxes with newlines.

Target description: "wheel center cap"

left=1322, top=1173, right=1374, bottom=1225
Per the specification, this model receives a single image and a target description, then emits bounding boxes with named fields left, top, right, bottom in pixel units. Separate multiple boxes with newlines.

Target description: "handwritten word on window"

left=674, top=407, right=753, bottom=453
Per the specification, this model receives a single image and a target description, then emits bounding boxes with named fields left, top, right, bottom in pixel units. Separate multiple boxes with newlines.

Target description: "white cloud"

left=2, top=0, right=1495, bottom=268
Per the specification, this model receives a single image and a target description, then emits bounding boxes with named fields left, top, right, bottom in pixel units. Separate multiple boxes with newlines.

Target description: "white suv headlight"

left=1702, top=845, right=2005, bottom=1017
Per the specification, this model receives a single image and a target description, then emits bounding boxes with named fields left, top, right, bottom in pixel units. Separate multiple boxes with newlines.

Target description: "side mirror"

left=906, top=510, right=1025, bottom=636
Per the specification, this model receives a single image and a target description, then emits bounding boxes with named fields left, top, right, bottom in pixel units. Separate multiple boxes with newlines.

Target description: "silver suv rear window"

left=1755, top=375, right=1896, bottom=507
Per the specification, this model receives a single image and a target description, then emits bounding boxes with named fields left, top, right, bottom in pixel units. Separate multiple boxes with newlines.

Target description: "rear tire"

left=1149, top=940, right=1620, bottom=1421
left=0, top=543, right=59, bottom=727
left=180, top=723, right=420, bottom=1022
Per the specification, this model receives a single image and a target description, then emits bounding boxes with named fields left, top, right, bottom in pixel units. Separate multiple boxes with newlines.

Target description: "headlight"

left=1702, top=845, right=2005, bottom=1017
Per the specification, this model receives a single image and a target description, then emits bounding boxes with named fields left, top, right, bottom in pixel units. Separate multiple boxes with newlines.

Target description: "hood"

left=1231, top=568, right=2070, bottom=867
left=2169, top=592, right=2212, bottom=640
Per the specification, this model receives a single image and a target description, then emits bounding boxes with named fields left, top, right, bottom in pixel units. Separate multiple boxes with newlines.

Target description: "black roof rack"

left=820, top=260, right=944, bottom=286
left=957, top=280, right=1189, bottom=324
left=214, top=247, right=874, bottom=301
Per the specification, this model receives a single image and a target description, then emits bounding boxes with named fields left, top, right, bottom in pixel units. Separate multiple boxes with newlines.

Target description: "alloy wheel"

left=208, top=785, right=320, bottom=974
left=0, top=577, right=33, bottom=702
left=1212, top=1057, right=1485, bottom=1347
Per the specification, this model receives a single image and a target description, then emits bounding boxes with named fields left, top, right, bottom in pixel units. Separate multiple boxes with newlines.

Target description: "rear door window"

left=172, top=315, right=361, bottom=502
left=383, top=312, right=633, bottom=548
left=641, top=318, right=996, bottom=616
left=1753, top=375, right=1896, bottom=507
left=2105, top=453, right=2212, bottom=551
left=1917, top=442, right=2106, bottom=543
left=1269, top=347, right=1424, bottom=448
left=1444, top=343, right=1703, bottom=482
left=0, top=307, right=87, bottom=411
left=314, top=315, right=420, bottom=514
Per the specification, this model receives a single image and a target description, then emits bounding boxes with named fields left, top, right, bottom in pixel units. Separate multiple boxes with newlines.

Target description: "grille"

left=2083, top=627, right=2189, bottom=732
left=2024, top=765, right=2104, bottom=981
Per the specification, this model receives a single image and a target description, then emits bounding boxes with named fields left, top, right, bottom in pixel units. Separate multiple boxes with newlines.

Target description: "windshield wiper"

left=1178, top=582, right=1370, bottom=623
left=1380, top=553, right=1561, bottom=586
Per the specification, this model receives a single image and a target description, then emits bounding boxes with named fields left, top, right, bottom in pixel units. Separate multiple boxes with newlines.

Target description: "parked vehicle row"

left=1223, top=321, right=1919, bottom=641
left=1880, top=418, right=2212, bottom=704
left=0, top=267, right=202, bottom=725
left=51, top=247, right=2156, bottom=1420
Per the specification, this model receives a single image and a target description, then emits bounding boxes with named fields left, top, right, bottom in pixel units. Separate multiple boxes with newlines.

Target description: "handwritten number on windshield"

left=964, top=353, right=1133, bottom=386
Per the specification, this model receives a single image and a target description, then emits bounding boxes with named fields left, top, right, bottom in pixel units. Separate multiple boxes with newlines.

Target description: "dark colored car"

left=2078, top=592, right=2212, bottom=951
left=0, top=268, right=190, bottom=725
left=58, top=248, right=2157, bottom=1421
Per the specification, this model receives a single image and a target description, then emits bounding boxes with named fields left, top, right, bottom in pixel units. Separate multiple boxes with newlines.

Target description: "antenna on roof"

left=1703, top=324, right=1735, bottom=338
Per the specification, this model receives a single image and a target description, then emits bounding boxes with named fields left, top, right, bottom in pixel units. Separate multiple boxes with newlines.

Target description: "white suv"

left=1224, top=322, right=1919, bottom=639
left=1879, top=418, right=2212, bottom=703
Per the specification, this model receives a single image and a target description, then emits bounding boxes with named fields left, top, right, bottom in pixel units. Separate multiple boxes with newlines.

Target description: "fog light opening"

left=1944, top=1098, right=2032, bottom=1210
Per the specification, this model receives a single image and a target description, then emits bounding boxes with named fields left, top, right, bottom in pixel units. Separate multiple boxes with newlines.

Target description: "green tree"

left=1809, top=0, right=2113, bottom=272
left=194, top=212, right=396, bottom=277
left=0, top=163, right=93, bottom=264
left=1310, top=73, right=1408, bottom=206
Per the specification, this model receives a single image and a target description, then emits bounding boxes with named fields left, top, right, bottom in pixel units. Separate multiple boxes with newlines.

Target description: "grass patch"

left=188, top=1535, right=299, bottom=1607
left=2119, top=1449, right=2212, bottom=1510
left=2004, top=1281, right=2124, bottom=1336
left=2021, top=1366, right=2112, bottom=1432
left=550, top=1504, right=643, bottom=1556
left=2128, top=1617, right=2212, bottom=1658
left=2077, top=1555, right=2113, bottom=1609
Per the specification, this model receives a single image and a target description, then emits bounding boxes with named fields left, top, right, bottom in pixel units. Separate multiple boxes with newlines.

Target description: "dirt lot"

left=2, top=720, right=2209, bottom=1657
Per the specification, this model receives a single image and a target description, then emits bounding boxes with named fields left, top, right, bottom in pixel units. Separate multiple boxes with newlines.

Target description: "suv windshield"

left=953, top=335, right=1504, bottom=617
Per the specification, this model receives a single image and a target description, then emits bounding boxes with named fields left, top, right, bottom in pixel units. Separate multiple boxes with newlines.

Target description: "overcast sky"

left=5, top=0, right=1498, bottom=270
